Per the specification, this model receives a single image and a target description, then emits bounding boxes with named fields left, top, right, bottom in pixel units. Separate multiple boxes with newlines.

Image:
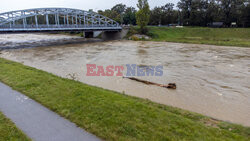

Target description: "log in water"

left=123, top=77, right=176, bottom=89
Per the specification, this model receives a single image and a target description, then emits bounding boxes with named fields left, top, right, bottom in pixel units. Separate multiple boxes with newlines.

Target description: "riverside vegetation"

left=128, top=26, right=250, bottom=47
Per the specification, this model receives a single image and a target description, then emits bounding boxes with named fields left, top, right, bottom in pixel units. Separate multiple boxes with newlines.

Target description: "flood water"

left=0, top=34, right=250, bottom=126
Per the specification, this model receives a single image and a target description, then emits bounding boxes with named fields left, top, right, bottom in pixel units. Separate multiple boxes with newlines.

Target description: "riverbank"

left=128, top=27, right=250, bottom=47
left=0, top=58, right=249, bottom=140
left=0, top=112, right=30, bottom=140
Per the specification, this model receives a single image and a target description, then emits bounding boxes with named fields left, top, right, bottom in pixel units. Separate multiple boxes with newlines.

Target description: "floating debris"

left=123, top=77, right=176, bottom=89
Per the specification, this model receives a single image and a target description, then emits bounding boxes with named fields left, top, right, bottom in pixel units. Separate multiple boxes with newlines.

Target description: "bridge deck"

left=0, top=25, right=122, bottom=33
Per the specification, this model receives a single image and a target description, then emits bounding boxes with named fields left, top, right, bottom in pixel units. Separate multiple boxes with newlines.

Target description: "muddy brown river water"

left=0, top=34, right=250, bottom=126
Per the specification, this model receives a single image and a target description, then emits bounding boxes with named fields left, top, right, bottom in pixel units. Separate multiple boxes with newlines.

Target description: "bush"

left=130, top=35, right=140, bottom=41
left=139, top=27, right=149, bottom=34
left=79, top=32, right=84, bottom=37
left=146, top=31, right=157, bottom=38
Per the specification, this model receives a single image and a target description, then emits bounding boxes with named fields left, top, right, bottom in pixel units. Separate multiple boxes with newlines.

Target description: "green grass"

left=0, top=112, right=30, bottom=141
left=0, top=58, right=249, bottom=140
left=128, top=26, right=250, bottom=47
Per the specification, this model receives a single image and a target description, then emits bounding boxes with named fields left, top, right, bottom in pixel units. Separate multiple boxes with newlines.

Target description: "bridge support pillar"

left=84, top=32, right=94, bottom=38
left=101, top=30, right=127, bottom=40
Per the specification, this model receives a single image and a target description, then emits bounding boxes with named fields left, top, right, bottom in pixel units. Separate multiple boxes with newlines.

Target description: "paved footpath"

left=0, top=82, right=100, bottom=141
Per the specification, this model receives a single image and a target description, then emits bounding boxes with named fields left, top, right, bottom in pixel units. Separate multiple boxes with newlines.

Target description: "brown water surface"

left=0, top=34, right=249, bottom=126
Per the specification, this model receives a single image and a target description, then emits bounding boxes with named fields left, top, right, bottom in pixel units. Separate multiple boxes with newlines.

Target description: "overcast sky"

left=0, top=0, right=179, bottom=13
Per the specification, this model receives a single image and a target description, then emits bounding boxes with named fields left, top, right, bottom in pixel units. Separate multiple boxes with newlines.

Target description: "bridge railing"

left=0, top=24, right=120, bottom=29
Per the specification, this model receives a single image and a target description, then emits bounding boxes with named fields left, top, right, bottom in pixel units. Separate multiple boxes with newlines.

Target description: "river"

left=0, top=34, right=249, bottom=126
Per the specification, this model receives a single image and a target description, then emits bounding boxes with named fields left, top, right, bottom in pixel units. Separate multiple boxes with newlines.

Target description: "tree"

left=111, top=4, right=126, bottom=24
left=242, top=1, right=250, bottom=27
left=161, top=3, right=178, bottom=25
left=97, top=0, right=249, bottom=27
left=123, top=7, right=137, bottom=25
left=149, top=3, right=178, bottom=26
left=177, top=0, right=192, bottom=25
left=150, top=7, right=164, bottom=25
left=98, top=4, right=126, bottom=24
left=205, top=0, right=221, bottom=24
left=178, top=0, right=222, bottom=26
left=136, top=0, right=150, bottom=34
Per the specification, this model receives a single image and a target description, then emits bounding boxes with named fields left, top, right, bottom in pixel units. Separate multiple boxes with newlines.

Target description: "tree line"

left=97, top=0, right=250, bottom=27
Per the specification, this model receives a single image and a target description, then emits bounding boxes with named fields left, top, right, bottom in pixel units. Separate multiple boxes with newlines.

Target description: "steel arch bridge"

left=0, top=8, right=122, bottom=33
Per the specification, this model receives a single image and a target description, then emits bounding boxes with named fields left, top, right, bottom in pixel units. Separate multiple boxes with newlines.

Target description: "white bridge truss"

left=0, top=8, right=122, bottom=32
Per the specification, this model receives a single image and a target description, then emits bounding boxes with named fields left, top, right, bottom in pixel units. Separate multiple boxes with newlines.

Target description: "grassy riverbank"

left=0, top=58, right=249, bottom=140
left=128, top=27, right=250, bottom=47
left=0, top=112, right=30, bottom=141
